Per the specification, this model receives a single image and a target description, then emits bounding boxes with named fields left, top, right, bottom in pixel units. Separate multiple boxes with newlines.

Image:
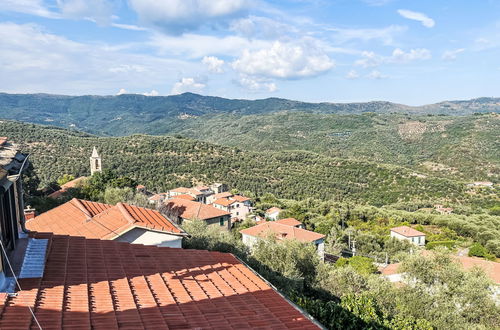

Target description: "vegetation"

left=183, top=222, right=500, bottom=329
left=3, top=121, right=497, bottom=211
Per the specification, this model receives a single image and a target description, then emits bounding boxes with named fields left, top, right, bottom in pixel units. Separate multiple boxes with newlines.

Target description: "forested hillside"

left=173, top=112, right=500, bottom=181
left=1, top=120, right=497, bottom=209
left=0, top=92, right=499, bottom=137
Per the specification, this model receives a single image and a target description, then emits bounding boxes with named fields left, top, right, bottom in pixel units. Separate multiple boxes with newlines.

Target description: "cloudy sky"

left=1, top=0, right=499, bottom=104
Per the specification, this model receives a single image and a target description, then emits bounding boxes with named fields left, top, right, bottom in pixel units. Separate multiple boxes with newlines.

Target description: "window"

left=236, top=212, right=239, bottom=216
left=219, top=217, right=224, bottom=226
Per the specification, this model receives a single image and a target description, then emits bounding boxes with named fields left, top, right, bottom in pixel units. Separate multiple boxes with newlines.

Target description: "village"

left=1, top=141, right=499, bottom=329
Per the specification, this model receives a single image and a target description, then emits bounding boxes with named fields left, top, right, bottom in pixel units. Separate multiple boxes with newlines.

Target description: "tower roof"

left=91, top=146, right=99, bottom=158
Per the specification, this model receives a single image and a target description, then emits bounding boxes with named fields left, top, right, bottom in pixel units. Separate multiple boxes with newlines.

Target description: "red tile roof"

left=231, top=195, right=251, bottom=202
left=212, top=192, right=233, bottom=199
left=240, top=222, right=325, bottom=243
left=164, top=198, right=230, bottom=221
left=0, top=233, right=320, bottom=329
left=380, top=252, right=500, bottom=285
left=48, top=176, right=87, bottom=198
left=0, top=137, right=7, bottom=146
left=276, top=218, right=303, bottom=227
left=148, top=193, right=166, bottom=201
left=390, top=226, right=425, bottom=237
left=213, top=198, right=236, bottom=207
left=26, top=198, right=185, bottom=239
left=175, top=194, right=196, bottom=201
left=170, top=187, right=203, bottom=196
left=266, top=207, right=282, bottom=214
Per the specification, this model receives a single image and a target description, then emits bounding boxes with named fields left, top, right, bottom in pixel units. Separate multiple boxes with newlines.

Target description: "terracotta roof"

left=231, top=195, right=251, bottom=202
left=165, top=198, right=230, bottom=221
left=136, top=184, right=145, bottom=189
left=148, top=193, right=166, bottom=201
left=48, top=177, right=87, bottom=198
left=213, top=198, right=236, bottom=207
left=26, top=198, right=185, bottom=239
left=240, top=222, right=325, bottom=243
left=379, top=263, right=401, bottom=276
left=380, top=256, right=500, bottom=285
left=0, top=233, right=320, bottom=329
left=171, top=187, right=204, bottom=196
left=196, top=185, right=210, bottom=190
left=266, top=207, right=282, bottom=214
left=0, top=137, right=7, bottom=146
left=457, top=256, right=500, bottom=284
left=212, top=192, right=233, bottom=199
left=276, top=218, right=303, bottom=227
left=175, top=194, right=196, bottom=201
left=390, top=226, right=425, bottom=237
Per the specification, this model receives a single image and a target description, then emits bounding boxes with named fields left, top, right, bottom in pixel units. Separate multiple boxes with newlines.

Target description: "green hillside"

left=1, top=120, right=496, bottom=209
left=172, top=112, right=500, bottom=181
left=1, top=92, right=499, bottom=137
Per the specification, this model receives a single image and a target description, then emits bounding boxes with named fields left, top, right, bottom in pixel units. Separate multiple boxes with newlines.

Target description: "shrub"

left=426, top=240, right=456, bottom=250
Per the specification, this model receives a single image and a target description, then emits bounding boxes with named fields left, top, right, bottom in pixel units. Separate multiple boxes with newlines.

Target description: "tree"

left=335, top=256, right=377, bottom=275
left=57, top=174, right=75, bottom=186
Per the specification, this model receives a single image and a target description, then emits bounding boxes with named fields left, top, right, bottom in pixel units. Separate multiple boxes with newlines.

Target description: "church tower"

left=90, top=146, right=102, bottom=175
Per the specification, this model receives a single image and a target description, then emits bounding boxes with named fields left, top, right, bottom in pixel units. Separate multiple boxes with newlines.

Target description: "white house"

left=390, top=226, right=426, bottom=246
left=27, top=198, right=188, bottom=248
left=265, top=207, right=282, bottom=221
left=240, top=220, right=325, bottom=259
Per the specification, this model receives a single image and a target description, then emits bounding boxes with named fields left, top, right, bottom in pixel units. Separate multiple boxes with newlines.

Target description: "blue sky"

left=1, top=0, right=499, bottom=105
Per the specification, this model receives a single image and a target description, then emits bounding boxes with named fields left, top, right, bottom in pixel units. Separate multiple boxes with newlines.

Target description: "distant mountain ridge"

left=1, top=92, right=499, bottom=136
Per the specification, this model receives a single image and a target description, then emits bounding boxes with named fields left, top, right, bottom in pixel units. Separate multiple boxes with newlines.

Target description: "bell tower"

left=90, top=146, right=102, bottom=176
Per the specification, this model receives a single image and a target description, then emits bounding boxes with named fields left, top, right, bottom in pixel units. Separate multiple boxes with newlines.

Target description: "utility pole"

left=352, top=240, right=356, bottom=256
left=385, top=252, right=388, bottom=265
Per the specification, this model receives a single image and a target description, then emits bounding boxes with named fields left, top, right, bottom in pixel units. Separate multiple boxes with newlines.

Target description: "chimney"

left=24, top=206, right=36, bottom=220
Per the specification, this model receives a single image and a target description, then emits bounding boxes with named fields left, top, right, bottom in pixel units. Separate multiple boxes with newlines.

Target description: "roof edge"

left=231, top=254, right=325, bottom=330
left=70, top=198, right=93, bottom=221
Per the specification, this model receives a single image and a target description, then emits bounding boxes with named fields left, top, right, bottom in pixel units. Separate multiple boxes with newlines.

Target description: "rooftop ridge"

left=70, top=198, right=93, bottom=221
left=115, top=202, right=136, bottom=225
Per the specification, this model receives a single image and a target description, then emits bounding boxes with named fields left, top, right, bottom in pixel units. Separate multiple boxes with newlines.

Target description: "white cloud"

left=0, top=0, right=58, bottom=18
left=237, top=75, right=277, bottom=92
left=232, top=39, right=334, bottom=79
left=129, top=0, right=252, bottom=34
left=111, top=23, right=148, bottom=31
left=442, top=48, right=465, bottom=61
left=354, top=51, right=383, bottom=68
left=56, top=0, right=115, bottom=25
left=171, top=78, right=206, bottom=94
left=149, top=32, right=270, bottom=59
left=366, top=70, right=387, bottom=79
left=0, top=22, right=194, bottom=95
left=117, top=88, right=128, bottom=95
left=328, top=25, right=406, bottom=45
left=390, top=48, right=431, bottom=63
left=230, top=15, right=296, bottom=39
left=202, top=56, right=225, bottom=73
left=397, top=9, right=435, bottom=28
left=345, top=70, right=360, bottom=79
left=143, top=89, right=159, bottom=96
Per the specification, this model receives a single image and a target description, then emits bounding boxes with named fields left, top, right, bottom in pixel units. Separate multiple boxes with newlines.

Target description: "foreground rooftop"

left=0, top=233, right=320, bottom=329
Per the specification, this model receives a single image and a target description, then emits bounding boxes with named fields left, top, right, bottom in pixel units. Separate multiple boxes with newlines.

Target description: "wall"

left=114, top=227, right=183, bottom=248
left=390, top=231, right=425, bottom=246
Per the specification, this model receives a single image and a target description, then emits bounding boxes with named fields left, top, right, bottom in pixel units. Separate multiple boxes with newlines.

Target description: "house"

left=240, top=221, right=326, bottom=258
left=206, top=191, right=233, bottom=204
left=163, top=198, right=232, bottom=230
left=210, top=182, right=228, bottom=194
left=275, top=218, right=305, bottom=229
left=211, top=194, right=253, bottom=221
left=390, top=226, right=426, bottom=246
left=148, top=192, right=168, bottom=207
left=168, top=187, right=206, bottom=203
left=380, top=255, right=500, bottom=298
left=135, top=184, right=146, bottom=193
left=26, top=198, right=188, bottom=248
left=0, top=137, right=30, bottom=290
left=47, top=176, right=87, bottom=199
left=265, top=207, right=282, bottom=220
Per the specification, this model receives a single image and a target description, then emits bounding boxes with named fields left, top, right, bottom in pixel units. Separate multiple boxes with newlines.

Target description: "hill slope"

left=1, top=120, right=496, bottom=208
left=1, top=92, right=499, bottom=136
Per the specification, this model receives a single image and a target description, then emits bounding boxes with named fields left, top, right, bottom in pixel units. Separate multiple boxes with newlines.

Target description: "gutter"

left=231, top=254, right=326, bottom=330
